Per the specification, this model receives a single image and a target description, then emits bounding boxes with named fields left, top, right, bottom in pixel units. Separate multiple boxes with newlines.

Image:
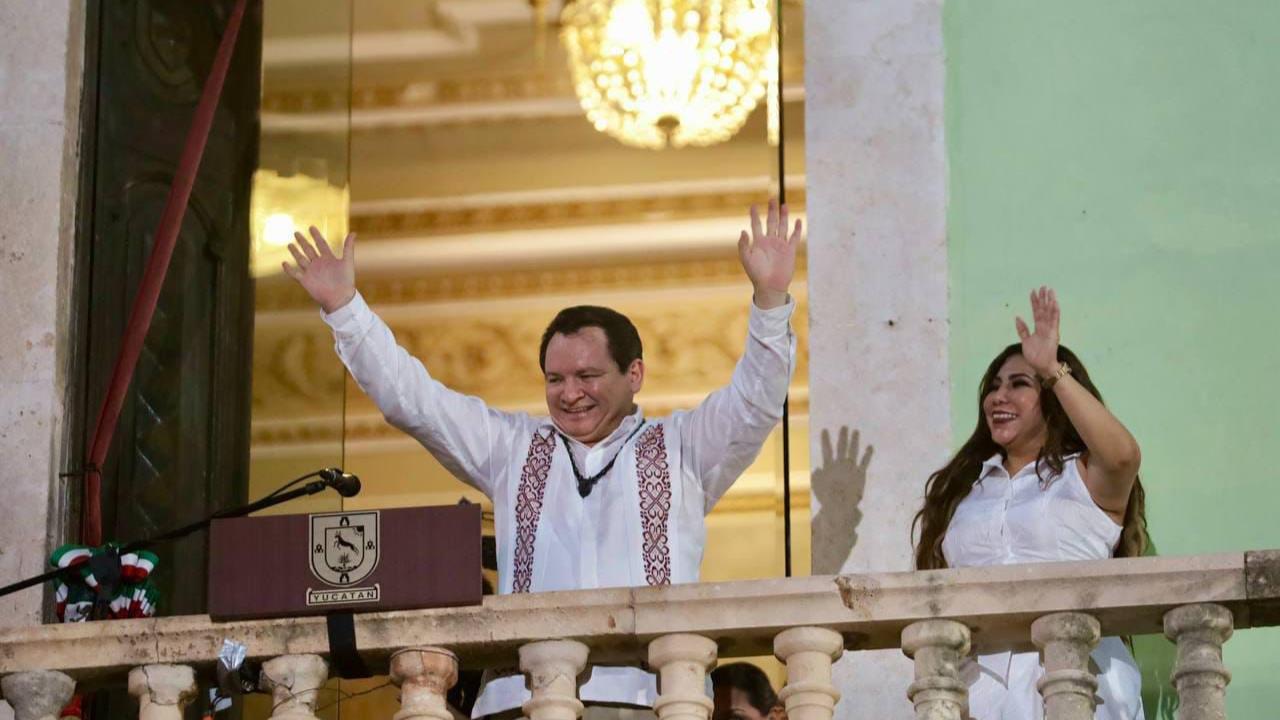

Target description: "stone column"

left=805, top=2, right=948, bottom=718
left=774, top=627, right=843, bottom=720
left=127, top=665, right=196, bottom=720
left=519, top=640, right=589, bottom=720
left=0, top=671, right=75, bottom=720
left=900, top=620, right=969, bottom=720
left=1164, top=603, right=1233, bottom=720
left=260, top=654, right=330, bottom=720
left=648, top=634, right=717, bottom=720
left=0, top=0, right=86, bottom=631
left=1030, top=613, right=1100, bottom=720
left=390, top=647, right=460, bottom=720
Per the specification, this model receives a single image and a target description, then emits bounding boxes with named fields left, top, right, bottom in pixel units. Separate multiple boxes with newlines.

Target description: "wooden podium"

left=208, top=504, right=482, bottom=621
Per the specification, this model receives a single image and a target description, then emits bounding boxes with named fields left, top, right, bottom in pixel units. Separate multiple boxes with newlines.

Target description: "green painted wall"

left=944, top=1, right=1280, bottom=716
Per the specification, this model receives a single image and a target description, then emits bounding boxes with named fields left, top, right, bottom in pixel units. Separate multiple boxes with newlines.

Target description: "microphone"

left=318, top=468, right=362, bottom=498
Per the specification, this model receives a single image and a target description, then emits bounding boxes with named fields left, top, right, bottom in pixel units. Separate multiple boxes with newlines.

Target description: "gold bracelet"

left=1042, top=363, right=1073, bottom=389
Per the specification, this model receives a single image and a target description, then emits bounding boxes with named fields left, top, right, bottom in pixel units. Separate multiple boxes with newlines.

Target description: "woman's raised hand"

left=1015, top=286, right=1061, bottom=377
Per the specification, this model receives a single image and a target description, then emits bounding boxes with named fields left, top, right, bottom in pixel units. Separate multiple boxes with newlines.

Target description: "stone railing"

left=0, top=551, right=1277, bottom=720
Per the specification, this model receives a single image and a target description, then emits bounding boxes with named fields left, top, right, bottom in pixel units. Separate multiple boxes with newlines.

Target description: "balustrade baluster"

left=260, top=654, right=329, bottom=720
left=1164, top=603, right=1233, bottom=720
left=649, top=634, right=717, bottom=720
left=0, top=671, right=74, bottom=720
left=391, top=647, right=460, bottom=720
left=901, top=620, right=969, bottom=720
left=774, top=627, right=843, bottom=720
left=127, top=664, right=196, bottom=720
left=519, top=640, right=589, bottom=720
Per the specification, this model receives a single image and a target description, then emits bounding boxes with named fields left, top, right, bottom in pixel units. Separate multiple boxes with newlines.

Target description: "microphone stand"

left=0, top=476, right=339, bottom=600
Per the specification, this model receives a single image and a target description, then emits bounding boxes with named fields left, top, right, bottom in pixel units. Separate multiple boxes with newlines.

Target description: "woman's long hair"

left=912, top=343, right=1148, bottom=570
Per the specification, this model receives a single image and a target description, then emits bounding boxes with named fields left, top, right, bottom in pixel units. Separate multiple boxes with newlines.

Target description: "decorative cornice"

left=349, top=187, right=807, bottom=238
left=263, top=74, right=576, bottom=114
left=263, top=63, right=804, bottom=114
left=257, top=255, right=807, bottom=312
left=260, top=74, right=805, bottom=131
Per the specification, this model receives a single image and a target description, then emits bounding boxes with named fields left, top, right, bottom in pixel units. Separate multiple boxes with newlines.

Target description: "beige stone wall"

left=0, top=1, right=85, bottom=628
left=805, top=0, right=948, bottom=717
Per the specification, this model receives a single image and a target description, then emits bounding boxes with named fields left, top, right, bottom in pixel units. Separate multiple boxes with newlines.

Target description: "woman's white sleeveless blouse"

left=942, top=453, right=1144, bottom=720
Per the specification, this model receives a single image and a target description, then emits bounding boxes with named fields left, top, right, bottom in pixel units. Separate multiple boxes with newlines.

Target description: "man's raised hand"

left=738, top=199, right=801, bottom=310
left=281, top=226, right=357, bottom=314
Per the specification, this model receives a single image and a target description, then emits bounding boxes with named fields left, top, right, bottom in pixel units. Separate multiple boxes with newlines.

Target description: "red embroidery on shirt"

left=636, top=425, right=672, bottom=586
left=512, top=430, right=556, bottom=593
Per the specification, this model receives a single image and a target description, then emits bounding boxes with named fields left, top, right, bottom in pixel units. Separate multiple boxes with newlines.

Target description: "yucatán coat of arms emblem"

left=307, top=511, right=381, bottom=606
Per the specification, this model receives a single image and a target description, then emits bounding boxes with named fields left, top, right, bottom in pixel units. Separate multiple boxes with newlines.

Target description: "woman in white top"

left=912, top=287, right=1148, bottom=720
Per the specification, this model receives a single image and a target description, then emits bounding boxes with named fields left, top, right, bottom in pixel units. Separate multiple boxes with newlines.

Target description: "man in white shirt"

left=282, top=202, right=801, bottom=717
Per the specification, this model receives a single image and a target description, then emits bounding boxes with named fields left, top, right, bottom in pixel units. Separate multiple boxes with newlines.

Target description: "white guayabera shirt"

left=322, top=292, right=795, bottom=716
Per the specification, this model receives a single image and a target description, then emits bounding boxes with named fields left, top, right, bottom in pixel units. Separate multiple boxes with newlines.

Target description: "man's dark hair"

left=538, top=305, right=643, bottom=373
left=711, top=663, right=778, bottom=715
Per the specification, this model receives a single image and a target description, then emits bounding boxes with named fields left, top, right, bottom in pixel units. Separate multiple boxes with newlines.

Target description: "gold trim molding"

left=262, top=61, right=806, bottom=115
left=257, top=254, right=808, bottom=312
left=264, top=74, right=576, bottom=114
left=350, top=188, right=807, bottom=239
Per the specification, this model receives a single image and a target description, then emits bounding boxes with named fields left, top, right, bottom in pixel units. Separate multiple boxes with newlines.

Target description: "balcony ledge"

left=1, top=550, right=1276, bottom=680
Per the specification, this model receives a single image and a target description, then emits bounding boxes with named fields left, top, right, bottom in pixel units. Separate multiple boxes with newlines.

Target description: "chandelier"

left=560, top=0, right=775, bottom=149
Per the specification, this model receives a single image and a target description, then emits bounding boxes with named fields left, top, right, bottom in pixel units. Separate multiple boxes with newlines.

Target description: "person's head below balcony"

left=912, top=286, right=1149, bottom=720
left=283, top=201, right=800, bottom=718
left=712, top=663, right=785, bottom=720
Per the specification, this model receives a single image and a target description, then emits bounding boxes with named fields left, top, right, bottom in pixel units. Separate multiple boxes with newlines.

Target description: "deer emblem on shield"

left=310, top=511, right=380, bottom=586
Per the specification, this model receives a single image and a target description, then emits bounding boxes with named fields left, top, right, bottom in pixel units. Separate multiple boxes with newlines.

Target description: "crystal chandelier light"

left=560, top=0, right=775, bottom=149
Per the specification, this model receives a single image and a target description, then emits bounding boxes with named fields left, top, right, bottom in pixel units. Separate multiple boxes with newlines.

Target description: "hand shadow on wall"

left=810, top=426, right=874, bottom=575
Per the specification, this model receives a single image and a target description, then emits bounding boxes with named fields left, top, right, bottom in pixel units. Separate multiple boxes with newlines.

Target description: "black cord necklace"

left=559, top=419, right=647, bottom=498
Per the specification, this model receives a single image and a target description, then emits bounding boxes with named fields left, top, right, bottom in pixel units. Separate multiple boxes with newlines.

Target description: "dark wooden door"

left=76, top=0, right=261, bottom=617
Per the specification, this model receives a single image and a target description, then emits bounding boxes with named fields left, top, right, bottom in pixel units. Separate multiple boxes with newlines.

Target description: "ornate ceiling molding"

left=263, top=67, right=803, bottom=111
left=260, top=79, right=804, bottom=132
left=350, top=186, right=807, bottom=239
left=350, top=175, right=805, bottom=215
left=263, top=73, right=576, bottom=114
left=257, top=255, right=798, bottom=312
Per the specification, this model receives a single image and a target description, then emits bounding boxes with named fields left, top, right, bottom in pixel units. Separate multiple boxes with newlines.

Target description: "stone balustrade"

left=0, top=551, right=1277, bottom=719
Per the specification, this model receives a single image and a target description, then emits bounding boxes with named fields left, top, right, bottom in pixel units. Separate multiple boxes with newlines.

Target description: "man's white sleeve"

left=322, top=292, right=519, bottom=497
left=680, top=297, right=796, bottom=511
